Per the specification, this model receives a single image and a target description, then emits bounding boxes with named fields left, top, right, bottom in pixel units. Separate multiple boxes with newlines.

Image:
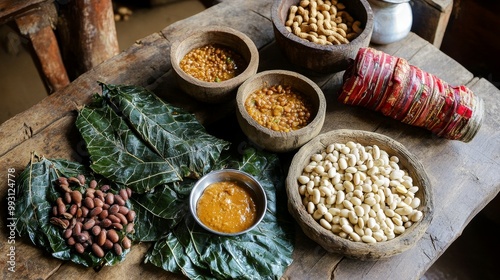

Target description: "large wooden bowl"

left=286, top=129, right=434, bottom=260
left=236, top=70, right=326, bottom=153
left=170, top=25, right=259, bottom=103
left=272, top=0, right=373, bottom=73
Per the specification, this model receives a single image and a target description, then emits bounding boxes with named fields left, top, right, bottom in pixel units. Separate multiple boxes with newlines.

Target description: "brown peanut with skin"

left=285, top=0, right=363, bottom=45
left=52, top=174, right=135, bottom=258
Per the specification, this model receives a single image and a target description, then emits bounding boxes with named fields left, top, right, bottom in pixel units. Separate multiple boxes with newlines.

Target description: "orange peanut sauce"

left=196, top=181, right=258, bottom=233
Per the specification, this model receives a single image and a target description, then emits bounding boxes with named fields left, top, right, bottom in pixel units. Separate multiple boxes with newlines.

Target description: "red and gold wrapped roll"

left=339, top=48, right=483, bottom=142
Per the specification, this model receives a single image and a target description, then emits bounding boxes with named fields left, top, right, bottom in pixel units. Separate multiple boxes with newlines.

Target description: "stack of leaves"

left=15, top=83, right=294, bottom=279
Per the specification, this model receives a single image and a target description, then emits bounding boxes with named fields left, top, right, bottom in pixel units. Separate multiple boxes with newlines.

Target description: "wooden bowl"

left=236, top=70, right=326, bottom=153
left=170, top=26, right=259, bottom=103
left=286, top=129, right=434, bottom=260
left=271, top=0, right=373, bottom=73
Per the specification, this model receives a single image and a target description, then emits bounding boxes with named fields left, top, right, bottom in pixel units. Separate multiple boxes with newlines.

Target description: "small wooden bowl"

left=170, top=26, right=259, bottom=103
left=236, top=70, right=326, bottom=153
left=286, top=129, right=434, bottom=260
left=271, top=0, right=373, bottom=73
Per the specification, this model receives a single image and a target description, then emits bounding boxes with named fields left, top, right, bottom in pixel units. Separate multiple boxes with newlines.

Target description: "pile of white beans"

left=297, top=141, right=423, bottom=243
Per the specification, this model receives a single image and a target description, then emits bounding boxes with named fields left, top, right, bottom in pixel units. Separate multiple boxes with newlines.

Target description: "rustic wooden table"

left=1, top=1, right=499, bottom=279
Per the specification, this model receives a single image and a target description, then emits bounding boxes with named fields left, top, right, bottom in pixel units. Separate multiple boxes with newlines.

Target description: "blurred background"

left=0, top=0, right=498, bottom=278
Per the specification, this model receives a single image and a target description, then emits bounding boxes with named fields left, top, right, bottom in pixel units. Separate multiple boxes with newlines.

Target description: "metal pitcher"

left=368, top=0, right=413, bottom=45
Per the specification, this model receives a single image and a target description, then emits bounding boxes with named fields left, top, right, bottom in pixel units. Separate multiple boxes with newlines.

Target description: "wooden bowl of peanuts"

left=170, top=25, right=259, bottom=103
left=286, top=129, right=434, bottom=259
left=272, top=0, right=373, bottom=73
left=236, top=69, right=326, bottom=153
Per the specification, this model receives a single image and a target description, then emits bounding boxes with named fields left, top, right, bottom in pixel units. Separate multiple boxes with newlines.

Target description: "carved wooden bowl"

left=170, top=25, right=259, bottom=103
left=271, top=0, right=373, bottom=73
left=286, top=129, right=434, bottom=260
left=236, top=70, right=326, bottom=153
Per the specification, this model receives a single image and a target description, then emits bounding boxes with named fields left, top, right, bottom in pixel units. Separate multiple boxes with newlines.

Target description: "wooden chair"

left=0, top=0, right=119, bottom=94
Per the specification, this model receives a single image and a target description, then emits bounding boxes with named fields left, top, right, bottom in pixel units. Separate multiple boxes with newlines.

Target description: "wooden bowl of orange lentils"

left=236, top=70, right=326, bottom=153
left=170, top=25, right=259, bottom=103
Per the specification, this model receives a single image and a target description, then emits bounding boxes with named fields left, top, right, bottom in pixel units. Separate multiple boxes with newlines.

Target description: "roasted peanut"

left=105, top=193, right=114, bottom=205
left=89, top=206, right=103, bottom=218
left=70, top=190, right=82, bottom=205
left=112, top=223, right=124, bottom=230
left=83, top=219, right=96, bottom=231
left=100, top=218, right=112, bottom=228
left=114, top=194, right=125, bottom=206
left=119, top=189, right=129, bottom=201
left=74, top=243, right=85, bottom=254
left=126, top=210, right=136, bottom=222
left=119, top=206, right=129, bottom=215
left=98, top=209, right=109, bottom=220
left=113, top=243, right=123, bottom=255
left=103, top=239, right=114, bottom=250
left=109, top=204, right=120, bottom=215
left=97, top=230, right=107, bottom=246
left=92, top=225, right=102, bottom=236
left=115, top=213, right=128, bottom=225
left=84, top=197, right=94, bottom=209
left=107, top=229, right=119, bottom=243
left=92, top=243, right=105, bottom=258
left=121, top=236, right=132, bottom=249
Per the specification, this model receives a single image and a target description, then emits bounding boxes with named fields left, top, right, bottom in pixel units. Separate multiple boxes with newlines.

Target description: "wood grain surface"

left=1, top=0, right=498, bottom=279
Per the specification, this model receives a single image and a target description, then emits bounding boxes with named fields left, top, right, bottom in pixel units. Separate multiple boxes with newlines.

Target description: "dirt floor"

left=0, top=0, right=498, bottom=279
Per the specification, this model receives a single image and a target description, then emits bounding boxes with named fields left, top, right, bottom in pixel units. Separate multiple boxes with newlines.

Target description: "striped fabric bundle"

left=338, top=47, right=483, bottom=142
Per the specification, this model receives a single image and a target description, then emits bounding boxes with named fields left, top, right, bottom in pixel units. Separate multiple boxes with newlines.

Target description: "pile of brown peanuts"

left=50, top=175, right=135, bottom=258
left=285, top=0, right=363, bottom=45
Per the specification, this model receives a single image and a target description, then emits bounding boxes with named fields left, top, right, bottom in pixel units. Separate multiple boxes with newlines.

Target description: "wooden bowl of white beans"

left=236, top=69, right=327, bottom=153
left=286, top=129, right=433, bottom=259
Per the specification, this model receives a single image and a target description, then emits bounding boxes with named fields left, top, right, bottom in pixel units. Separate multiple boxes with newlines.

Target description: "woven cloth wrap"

left=338, top=47, right=483, bottom=142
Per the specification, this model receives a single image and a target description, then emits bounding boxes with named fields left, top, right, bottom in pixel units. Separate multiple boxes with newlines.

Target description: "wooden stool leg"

left=15, top=3, right=70, bottom=93
left=57, top=0, right=119, bottom=79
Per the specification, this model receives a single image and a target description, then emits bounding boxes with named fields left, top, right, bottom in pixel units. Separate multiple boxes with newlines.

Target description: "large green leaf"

left=75, top=95, right=182, bottom=193
left=101, top=83, right=231, bottom=179
left=15, top=154, right=130, bottom=268
left=144, top=147, right=295, bottom=279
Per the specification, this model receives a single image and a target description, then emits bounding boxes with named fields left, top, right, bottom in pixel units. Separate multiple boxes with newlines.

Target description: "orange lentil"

left=180, top=44, right=246, bottom=82
left=245, top=84, right=314, bottom=132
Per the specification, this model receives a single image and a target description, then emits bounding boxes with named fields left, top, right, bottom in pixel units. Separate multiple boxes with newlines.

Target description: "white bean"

left=320, top=218, right=332, bottom=230
left=361, top=235, right=377, bottom=243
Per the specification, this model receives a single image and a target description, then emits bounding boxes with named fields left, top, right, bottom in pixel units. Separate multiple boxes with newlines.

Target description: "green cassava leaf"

left=127, top=181, right=195, bottom=242
left=75, top=95, right=182, bottom=193
left=15, top=154, right=130, bottom=268
left=101, top=83, right=231, bottom=179
left=145, top=147, right=294, bottom=279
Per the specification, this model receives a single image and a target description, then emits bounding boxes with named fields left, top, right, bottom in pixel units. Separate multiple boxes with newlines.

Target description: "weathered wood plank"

left=0, top=0, right=49, bottom=25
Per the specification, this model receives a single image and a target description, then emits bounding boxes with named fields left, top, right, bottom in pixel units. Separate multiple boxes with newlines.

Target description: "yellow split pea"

left=245, top=84, right=313, bottom=132
left=180, top=44, right=246, bottom=82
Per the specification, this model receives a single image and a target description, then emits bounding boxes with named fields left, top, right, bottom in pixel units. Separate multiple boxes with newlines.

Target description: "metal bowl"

left=189, top=169, right=267, bottom=236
